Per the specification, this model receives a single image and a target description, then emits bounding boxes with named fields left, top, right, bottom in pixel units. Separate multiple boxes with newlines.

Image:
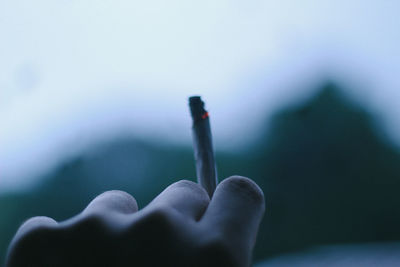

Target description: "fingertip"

left=218, top=176, right=265, bottom=207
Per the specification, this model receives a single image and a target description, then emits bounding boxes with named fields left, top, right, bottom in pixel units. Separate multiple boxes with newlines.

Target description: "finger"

left=14, top=216, right=58, bottom=240
left=146, top=180, right=210, bottom=220
left=83, top=190, right=138, bottom=215
left=200, top=176, right=265, bottom=249
left=6, top=216, right=58, bottom=266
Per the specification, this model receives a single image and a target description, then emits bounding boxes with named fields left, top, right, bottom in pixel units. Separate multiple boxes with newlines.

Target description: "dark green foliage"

left=2, top=82, right=400, bottom=264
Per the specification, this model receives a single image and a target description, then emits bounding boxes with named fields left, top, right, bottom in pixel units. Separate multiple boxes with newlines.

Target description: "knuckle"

left=171, top=180, right=210, bottom=202
left=93, top=190, right=138, bottom=213
left=14, top=216, right=58, bottom=240
left=173, top=180, right=207, bottom=194
left=21, top=216, right=57, bottom=230
left=128, top=206, right=178, bottom=238
left=7, top=217, right=58, bottom=263
left=173, top=179, right=199, bottom=188
left=76, top=212, right=111, bottom=233
left=99, top=190, right=135, bottom=202
left=80, top=212, right=104, bottom=225
left=145, top=206, right=176, bottom=226
left=222, top=176, right=265, bottom=204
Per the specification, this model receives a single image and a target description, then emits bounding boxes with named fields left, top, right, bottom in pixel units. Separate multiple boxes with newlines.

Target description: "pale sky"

left=1, top=0, right=399, bottom=192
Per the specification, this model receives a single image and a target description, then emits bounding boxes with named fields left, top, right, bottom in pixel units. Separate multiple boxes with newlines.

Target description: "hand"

left=6, top=176, right=265, bottom=267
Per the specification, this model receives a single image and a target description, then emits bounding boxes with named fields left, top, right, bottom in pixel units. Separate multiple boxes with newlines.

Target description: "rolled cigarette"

left=189, top=96, right=218, bottom=197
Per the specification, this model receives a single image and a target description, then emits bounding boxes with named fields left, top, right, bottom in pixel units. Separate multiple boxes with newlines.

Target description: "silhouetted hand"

left=6, top=176, right=265, bottom=267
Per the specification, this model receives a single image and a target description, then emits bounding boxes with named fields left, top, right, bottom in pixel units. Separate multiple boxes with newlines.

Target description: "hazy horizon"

left=1, top=0, right=400, bottom=192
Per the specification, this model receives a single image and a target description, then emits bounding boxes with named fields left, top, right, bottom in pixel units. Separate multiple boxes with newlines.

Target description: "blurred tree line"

left=2, top=82, right=400, bottom=264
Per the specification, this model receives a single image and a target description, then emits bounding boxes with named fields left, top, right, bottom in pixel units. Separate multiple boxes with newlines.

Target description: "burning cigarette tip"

left=189, top=96, right=209, bottom=122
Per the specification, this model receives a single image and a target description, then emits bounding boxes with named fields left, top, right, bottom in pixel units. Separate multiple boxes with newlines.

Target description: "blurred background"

left=1, top=0, right=400, bottom=265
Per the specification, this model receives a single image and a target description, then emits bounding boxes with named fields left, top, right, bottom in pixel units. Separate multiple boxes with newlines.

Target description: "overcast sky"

left=1, top=0, right=399, bottom=192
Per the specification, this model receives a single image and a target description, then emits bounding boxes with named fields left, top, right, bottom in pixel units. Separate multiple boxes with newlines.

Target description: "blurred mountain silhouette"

left=2, top=81, right=400, bottom=264
left=252, top=82, right=400, bottom=258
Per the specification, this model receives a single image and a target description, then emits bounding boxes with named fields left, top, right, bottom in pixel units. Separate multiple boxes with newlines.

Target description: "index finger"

left=200, top=176, right=265, bottom=251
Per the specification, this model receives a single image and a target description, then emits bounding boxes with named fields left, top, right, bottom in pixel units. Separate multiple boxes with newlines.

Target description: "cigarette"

left=189, top=96, right=218, bottom=197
